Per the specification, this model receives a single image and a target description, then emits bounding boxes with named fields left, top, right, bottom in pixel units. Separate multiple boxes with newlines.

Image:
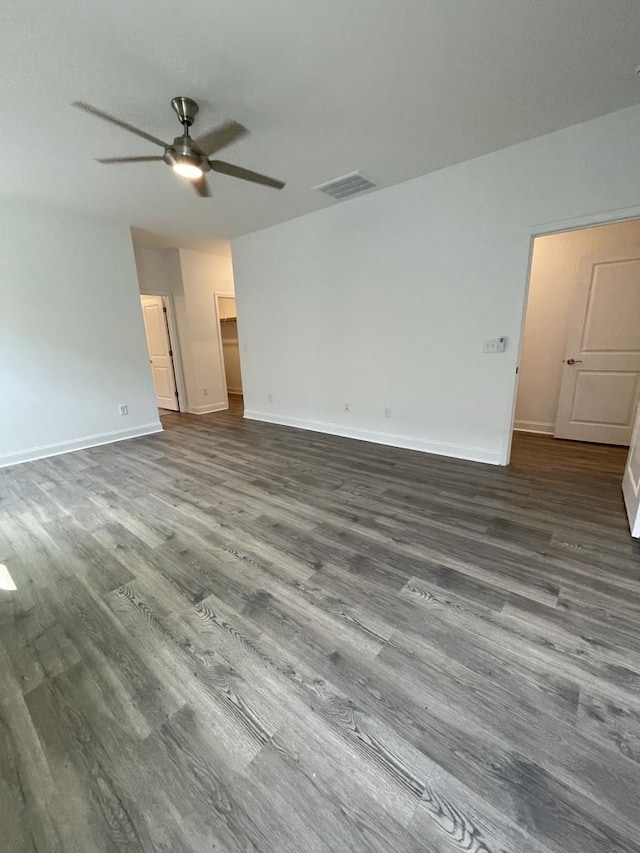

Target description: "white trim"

left=244, top=410, right=501, bottom=465
left=0, top=422, right=163, bottom=470
left=622, top=401, right=640, bottom=536
left=501, top=234, right=536, bottom=466
left=188, top=401, right=229, bottom=415
left=530, top=205, right=640, bottom=238
left=622, top=469, right=640, bottom=537
left=213, top=293, right=230, bottom=401
left=513, top=420, right=555, bottom=435
left=503, top=204, right=640, bottom=465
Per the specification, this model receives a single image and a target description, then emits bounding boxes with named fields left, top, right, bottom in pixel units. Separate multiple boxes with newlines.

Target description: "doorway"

left=140, top=294, right=181, bottom=412
left=215, top=295, right=243, bottom=407
left=513, top=217, right=640, bottom=448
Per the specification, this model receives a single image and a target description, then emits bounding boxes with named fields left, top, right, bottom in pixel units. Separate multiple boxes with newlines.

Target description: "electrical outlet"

left=384, top=407, right=392, bottom=418
left=344, top=402, right=351, bottom=413
left=268, top=393, right=273, bottom=404
left=119, top=404, right=129, bottom=416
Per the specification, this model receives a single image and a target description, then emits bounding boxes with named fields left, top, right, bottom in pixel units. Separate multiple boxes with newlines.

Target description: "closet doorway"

left=216, top=295, right=243, bottom=406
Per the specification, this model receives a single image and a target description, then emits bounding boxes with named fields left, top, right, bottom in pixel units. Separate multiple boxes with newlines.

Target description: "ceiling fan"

left=72, top=96, right=285, bottom=197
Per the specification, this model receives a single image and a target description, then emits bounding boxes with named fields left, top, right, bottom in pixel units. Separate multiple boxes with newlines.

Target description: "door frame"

left=622, top=401, right=640, bottom=536
left=140, top=291, right=187, bottom=412
left=503, top=204, right=640, bottom=466
left=213, top=292, right=239, bottom=401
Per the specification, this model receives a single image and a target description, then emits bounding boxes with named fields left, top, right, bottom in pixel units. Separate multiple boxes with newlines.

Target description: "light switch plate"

left=483, top=336, right=507, bottom=353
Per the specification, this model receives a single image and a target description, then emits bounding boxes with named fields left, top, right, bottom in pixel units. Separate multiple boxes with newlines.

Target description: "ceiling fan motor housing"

left=164, top=135, right=209, bottom=172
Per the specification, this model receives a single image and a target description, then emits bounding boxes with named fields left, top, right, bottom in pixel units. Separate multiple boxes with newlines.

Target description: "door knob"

left=566, top=358, right=583, bottom=365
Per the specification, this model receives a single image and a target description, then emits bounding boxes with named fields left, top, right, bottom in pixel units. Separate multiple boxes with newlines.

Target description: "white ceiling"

left=2, top=0, right=639, bottom=251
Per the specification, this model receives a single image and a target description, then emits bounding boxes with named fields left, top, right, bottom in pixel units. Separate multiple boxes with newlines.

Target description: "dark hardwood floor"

left=1, top=410, right=639, bottom=853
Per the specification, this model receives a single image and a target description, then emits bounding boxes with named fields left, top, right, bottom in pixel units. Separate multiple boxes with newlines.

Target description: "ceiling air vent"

left=313, top=171, right=376, bottom=201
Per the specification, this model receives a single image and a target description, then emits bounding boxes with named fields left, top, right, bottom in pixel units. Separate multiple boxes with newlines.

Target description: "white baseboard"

left=187, top=401, right=228, bottom=415
left=244, top=410, right=501, bottom=465
left=513, top=420, right=555, bottom=435
left=0, top=422, right=163, bottom=469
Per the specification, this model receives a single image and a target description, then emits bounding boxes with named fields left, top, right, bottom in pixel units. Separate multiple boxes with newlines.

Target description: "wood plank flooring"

left=1, top=410, right=639, bottom=853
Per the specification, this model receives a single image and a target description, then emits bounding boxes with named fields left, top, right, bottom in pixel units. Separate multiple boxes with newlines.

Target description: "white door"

left=554, top=246, right=640, bottom=445
left=140, top=295, right=179, bottom=411
left=622, top=402, right=640, bottom=536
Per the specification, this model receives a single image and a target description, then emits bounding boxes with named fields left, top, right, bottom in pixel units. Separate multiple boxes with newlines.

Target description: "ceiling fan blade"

left=208, top=160, right=285, bottom=189
left=192, top=177, right=211, bottom=197
left=194, top=120, right=249, bottom=156
left=96, top=156, right=164, bottom=164
left=72, top=101, right=168, bottom=149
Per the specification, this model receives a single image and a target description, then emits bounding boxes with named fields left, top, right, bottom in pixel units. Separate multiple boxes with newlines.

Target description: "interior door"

left=622, top=402, right=640, bottom=536
left=140, top=295, right=179, bottom=411
left=554, top=246, right=640, bottom=445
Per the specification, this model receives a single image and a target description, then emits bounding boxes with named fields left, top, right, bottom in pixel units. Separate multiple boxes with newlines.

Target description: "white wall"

left=232, top=103, right=640, bottom=465
left=0, top=203, right=160, bottom=467
left=515, top=218, right=640, bottom=434
left=134, top=245, right=195, bottom=410
left=178, top=249, right=235, bottom=413
left=133, top=244, right=235, bottom=413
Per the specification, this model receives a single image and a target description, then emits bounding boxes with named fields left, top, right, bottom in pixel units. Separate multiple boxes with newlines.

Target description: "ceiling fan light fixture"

left=172, top=158, right=203, bottom=180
